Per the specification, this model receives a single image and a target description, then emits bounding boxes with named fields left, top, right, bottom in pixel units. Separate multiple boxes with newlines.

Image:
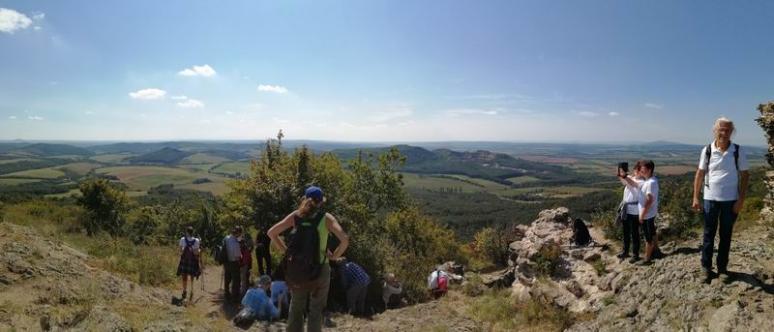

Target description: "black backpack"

left=284, top=210, right=326, bottom=290
left=212, top=238, right=227, bottom=265
left=573, top=218, right=591, bottom=246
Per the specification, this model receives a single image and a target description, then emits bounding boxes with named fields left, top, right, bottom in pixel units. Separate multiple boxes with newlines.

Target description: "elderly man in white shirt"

left=692, top=117, right=750, bottom=284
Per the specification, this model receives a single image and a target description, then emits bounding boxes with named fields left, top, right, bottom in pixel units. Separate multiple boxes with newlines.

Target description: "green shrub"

left=461, top=274, right=486, bottom=297
left=473, top=227, right=511, bottom=267
left=533, top=241, right=563, bottom=277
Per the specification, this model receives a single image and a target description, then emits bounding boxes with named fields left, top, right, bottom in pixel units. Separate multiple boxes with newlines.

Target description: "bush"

left=77, top=178, right=127, bottom=236
left=533, top=241, right=563, bottom=277
left=473, top=227, right=512, bottom=267
left=461, top=274, right=486, bottom=297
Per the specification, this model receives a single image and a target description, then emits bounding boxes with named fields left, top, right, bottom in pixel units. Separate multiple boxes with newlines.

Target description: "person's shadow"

left=724, top=271, right=774, bottom=295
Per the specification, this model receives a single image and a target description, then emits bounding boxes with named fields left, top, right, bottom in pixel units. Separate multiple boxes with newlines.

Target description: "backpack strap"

left=704, top=144, right=712, bottom=188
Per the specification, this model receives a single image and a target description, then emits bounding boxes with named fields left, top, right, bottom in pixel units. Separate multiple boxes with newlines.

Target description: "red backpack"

left=437, top=272, right=448, bottom=292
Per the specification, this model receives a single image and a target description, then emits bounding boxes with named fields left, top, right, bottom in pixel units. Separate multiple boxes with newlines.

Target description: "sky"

left=1, top=0, right=772, bottom=145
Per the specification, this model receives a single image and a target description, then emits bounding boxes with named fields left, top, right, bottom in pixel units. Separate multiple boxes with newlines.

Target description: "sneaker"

left=324, top=317, right=337, bottom=328
left=639, top=259, right=653, bottom=266
left=718, top=269, right=733, bottom=283
left=181, top=291, right=187, bottom=300
left=628, top=256, right=641, bottom=264
left=616, top=252, right=630, bottom=259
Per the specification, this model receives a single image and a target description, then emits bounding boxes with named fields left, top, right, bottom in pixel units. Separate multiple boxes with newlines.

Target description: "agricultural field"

left=0, top=167, right=65, bottom=179
left=211, top=161, right=251, bottom=176
left=180, top=153, right=231, bottom=164
left=0, top=178, right=42, bottom=186
left=89, top=153, right=133, bottom=164
left=95, top=166, right=231, bottom=194
left=58, top=162, right=103, bottom=176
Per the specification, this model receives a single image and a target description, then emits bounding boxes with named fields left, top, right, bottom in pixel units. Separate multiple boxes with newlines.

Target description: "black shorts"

left=641, top=217, right=656, bottom=243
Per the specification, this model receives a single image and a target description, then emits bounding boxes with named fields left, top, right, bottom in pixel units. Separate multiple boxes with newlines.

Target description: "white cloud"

left=0, top=8, right=33, bottom=34
left=644, top=103, right=663, bottom=110
left=8, top=115, right=17, bottom=120
left=446, top=108, right=499, bottom=116
left=171, top=95, right=188, bottom=100
left=33, top=26, right=41, bottom=31
left=577, top=111, right=599, bottom=117
left=28, top=115, right=44, bottom=121
left=178, top=64, right=216, bottom=77
left=257, top=84, right=289, bottom=94
left=32, top=13, right=45, bottom=20
left=129, top=88, right=166, bottom=100
left=608, top=112, right=620, bottom=116
left=177, top=99, right=204, bottom=108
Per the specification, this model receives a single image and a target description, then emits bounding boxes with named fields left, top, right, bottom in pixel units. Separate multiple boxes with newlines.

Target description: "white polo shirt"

left=698, top=142, right=749, bottom=201
left=638, top=177, right=659, bottom=220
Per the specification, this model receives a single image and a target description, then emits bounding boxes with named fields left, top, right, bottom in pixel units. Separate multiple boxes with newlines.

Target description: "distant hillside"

left=128, top=147, right=193, bottom=165
left=8, top=143, right=94, bottom=157
left=333, top=145, right=577, bottom=184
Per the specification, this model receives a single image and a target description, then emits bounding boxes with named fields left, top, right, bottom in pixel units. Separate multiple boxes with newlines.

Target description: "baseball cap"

left=304, top=186, right=323, bottom=202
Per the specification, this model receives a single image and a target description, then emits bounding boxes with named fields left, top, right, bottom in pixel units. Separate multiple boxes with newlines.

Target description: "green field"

left=506, top=175, right=541, bottom=184
left=401, top=173, right=488, bottom=193
left=181, top=153, right=230, bottom=164
left=0, top=158, right=39, bottom=165
left=0, top=167, right=66, bottom=179
left=58, top=162, right=103, bottom=176
left=95, top=166, right=230, bottom=194
left=211, top=161, right=251, bottom=176
left=0, top=178, right=43, bottom=186
left=90, top=153, right=133, bottom=164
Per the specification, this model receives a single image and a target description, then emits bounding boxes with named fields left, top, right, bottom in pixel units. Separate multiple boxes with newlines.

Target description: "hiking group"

left=176, top=185, right=418, bottom=330
left=612, top=116, right=750, bottom=284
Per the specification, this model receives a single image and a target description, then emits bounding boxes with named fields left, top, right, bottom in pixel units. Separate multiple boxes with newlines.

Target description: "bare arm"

left=326, top=213, right=349, bottom=260
left=268, top=211, right=297, bottom=253
left=692, top=169, right=705, bottom=211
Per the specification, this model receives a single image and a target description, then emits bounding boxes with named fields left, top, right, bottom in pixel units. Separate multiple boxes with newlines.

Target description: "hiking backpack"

left=704, top=143, right=739, bottom=188
left=573, top=218, right=591, bottom=246
left=182, top=238, right=197, bottom=261
left=284, top=210, right=326, bottom=290
left=212, top=239, right=227, bottom=265
left=436, top=272, right=448, bottom=292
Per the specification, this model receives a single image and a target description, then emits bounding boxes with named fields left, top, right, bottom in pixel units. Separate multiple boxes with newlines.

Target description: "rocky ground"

left=2, top=206, right=773, bottom=331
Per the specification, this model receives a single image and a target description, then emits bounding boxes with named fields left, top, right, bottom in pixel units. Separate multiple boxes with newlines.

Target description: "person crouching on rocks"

left=427, top=266, right=449, bottom=299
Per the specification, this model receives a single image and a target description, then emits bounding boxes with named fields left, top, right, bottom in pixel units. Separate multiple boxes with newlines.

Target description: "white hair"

left=713, top=116, right=735, bottom=135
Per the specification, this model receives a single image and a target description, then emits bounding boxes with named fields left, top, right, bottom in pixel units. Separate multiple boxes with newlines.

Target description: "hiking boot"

left=703, top=269, right=715, bottom=284
left=628, top=256, right=641, bottom=264
left=616, top=252, right=630, bottom=259
left=639, top=259, right=653, bottom=266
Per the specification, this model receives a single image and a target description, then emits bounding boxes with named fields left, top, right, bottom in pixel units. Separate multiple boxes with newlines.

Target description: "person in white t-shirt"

left=691, top=117, right=750, bottom=283
left=176, top=226, right=202, bottom=300
left=637, top=160, right=659, bottom=265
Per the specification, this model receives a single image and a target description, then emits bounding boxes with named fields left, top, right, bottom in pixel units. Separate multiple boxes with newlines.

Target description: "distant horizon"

left=0, top=138, right=767, bottom=149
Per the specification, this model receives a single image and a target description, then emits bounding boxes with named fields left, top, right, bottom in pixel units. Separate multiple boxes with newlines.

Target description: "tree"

left=77, top=178, right=127, bottom=236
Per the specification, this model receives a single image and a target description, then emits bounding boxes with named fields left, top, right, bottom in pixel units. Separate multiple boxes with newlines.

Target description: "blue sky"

left=1, top=0, right=772, bottom=145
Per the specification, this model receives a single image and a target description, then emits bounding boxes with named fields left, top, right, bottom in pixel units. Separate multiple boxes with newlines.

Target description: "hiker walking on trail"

left=692, top=117, right=750, bottom=283
left=268, top=186, right=349, bottom=332
left=239, top=234, right=254, bottom=296
left=223, top=226, right=243, bottom=303
left=334, top=257, right=371, bottom=316
left=255, top=226, right=272, bottom=277
left=177, top=226, right=202, bottom=300
left=617, top=162, right=643, bottom=263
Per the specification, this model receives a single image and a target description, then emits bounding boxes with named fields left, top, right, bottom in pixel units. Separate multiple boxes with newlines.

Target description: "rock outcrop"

left=756, top=101, right=774, bottom=225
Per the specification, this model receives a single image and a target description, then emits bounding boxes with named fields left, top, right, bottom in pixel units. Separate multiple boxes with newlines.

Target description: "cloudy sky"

left=1, top=1, right=772, bottom=145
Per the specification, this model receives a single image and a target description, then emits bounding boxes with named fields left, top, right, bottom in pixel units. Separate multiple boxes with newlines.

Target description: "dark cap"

left=304, top=186, right=323, bottom=202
